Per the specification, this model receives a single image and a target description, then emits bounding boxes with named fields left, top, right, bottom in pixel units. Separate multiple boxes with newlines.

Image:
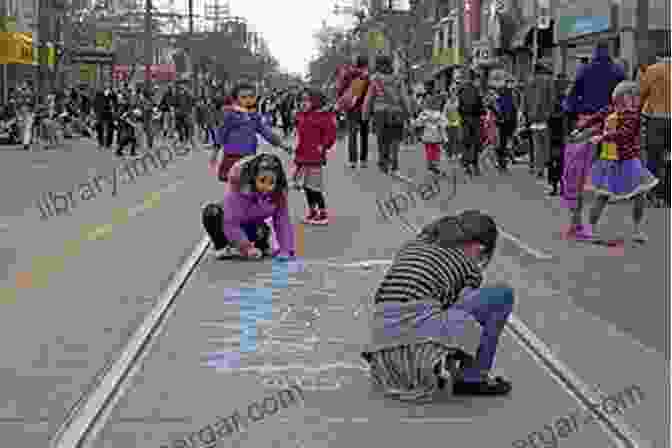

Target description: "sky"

left=228, top=0, right=354, bottom=76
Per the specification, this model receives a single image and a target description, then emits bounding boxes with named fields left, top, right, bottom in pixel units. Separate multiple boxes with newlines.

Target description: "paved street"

left=0, top=134, right=667, bottom=447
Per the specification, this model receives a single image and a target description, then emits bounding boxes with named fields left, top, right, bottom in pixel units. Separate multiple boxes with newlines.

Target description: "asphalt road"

left=0, top=133, right=667, bottom=447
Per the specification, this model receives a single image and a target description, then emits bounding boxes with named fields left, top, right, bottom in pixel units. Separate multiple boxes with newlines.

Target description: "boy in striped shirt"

left=364, top=210, right=513, bottom=397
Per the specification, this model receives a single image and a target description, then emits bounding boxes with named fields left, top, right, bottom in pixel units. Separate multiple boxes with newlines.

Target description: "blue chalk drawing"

left=207, top=258, right=305, bottom=369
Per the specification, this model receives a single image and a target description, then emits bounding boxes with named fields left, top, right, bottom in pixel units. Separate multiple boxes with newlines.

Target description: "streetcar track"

left=50, top=236, right=211, bottom=448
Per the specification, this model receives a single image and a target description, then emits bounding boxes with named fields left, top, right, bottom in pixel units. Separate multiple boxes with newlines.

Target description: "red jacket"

left=294, top=110, right=337, bottom=165
left=578, top=106, right=641, bottom=160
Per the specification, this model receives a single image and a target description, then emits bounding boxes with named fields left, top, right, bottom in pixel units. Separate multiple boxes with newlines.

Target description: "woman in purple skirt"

left=582, top=81, right=659, bottom=242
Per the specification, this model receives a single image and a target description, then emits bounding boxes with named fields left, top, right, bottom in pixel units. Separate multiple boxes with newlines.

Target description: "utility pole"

left=635, top=0, right=649, bottom=73
left=37, top=0, right=51, bottom=99
left=189, top=0, right=198, bottom=96
left=144, top=0, right=153, bottom=92
left=1, top=0, right=7, bottom=104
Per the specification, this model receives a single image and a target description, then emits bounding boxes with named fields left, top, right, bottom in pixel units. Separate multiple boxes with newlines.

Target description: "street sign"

left=0, top=16, right=16, bottom=32
left=71, top=49, right=114, bottom=64
left=95, top=31, right=113, bottom=50
left=368, top=30, right=385, bottom=50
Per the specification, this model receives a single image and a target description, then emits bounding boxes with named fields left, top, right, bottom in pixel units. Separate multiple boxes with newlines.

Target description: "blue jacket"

left=495, top=91, right=516, bottom=121
left=566, top=45, right=625, bottom=114
left=214, top=109, right=282, bottom=155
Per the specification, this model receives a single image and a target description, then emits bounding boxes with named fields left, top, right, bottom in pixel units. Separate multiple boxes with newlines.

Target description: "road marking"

left=211, top=361, right=370, bottom=375
left=399, top=418, right=474, bottom=424
left=497, top=226, right=553, bottom=260
left=4, top=180, right=186, bottom=299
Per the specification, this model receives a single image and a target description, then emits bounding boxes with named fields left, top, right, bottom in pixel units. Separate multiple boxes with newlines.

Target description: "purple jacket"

left=215, top=109, right=283, bottom=155
left=221, top=191, right=294, bottom=255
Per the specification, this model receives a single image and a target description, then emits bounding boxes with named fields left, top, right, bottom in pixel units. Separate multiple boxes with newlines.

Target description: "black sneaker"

left=453, top=375, right=511, bottom=396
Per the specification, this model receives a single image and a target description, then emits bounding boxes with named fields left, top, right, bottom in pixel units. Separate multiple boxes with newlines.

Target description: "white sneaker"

left=390, top=169, right=401, bottom=177
left=211, top=246, right=240, bottom=258
left=632, top=231, right=648, bottom=244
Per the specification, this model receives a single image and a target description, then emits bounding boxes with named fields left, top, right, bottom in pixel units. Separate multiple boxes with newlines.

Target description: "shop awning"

left=511, top=21, right=536, bottom=50
left=0, top=32, right=33, bottom=65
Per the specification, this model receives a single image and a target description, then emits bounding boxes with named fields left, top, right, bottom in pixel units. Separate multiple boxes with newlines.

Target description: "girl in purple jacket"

left=209, top=82, right=292, bottom=182
left=202, top=153, right=295, bottom=260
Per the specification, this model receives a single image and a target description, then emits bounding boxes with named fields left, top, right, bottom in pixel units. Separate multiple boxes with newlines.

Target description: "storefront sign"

left=368, top=30, right=385, bottom=50
left=113, top=64, right=176, bottom=81
left=95, top=31, right=113, bottom=50
left=0, top=31, right=32, bottom=64
left=80, top=64, right=96, bottom=82
left=557, top=16, right=610, bottom=39
left=0, top=16, right=16, bottom=32
left=432, top=47, right=463, bottom=66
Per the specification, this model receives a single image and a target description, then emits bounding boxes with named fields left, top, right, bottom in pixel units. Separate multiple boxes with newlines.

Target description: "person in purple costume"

left=202, top=153, right=295, bottom=260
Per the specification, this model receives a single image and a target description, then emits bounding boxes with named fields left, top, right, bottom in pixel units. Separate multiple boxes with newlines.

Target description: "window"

left=437, top=30, right=445, bottom=49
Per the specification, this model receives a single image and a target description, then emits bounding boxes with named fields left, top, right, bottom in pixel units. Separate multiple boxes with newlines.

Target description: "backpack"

left=337, top=74, right=369, bottom=112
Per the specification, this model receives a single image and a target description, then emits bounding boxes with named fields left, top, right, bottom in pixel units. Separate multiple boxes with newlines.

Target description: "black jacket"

left=458, top=83, right=484, bottom=117
left=94, top=91, right=117, bottom=117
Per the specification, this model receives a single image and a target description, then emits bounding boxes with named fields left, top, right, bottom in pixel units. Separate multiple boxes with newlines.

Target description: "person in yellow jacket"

left=639, top=52, right=670, bottom=206
left=443, top=84, right=463, bottom=162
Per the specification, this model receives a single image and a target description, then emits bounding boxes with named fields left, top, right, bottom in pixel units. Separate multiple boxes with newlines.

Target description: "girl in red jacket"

left=293, top=89, right=337, bottom=225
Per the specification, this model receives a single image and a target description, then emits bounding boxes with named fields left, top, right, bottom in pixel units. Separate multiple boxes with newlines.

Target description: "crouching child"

left=362, top=210, right=513, bottom=401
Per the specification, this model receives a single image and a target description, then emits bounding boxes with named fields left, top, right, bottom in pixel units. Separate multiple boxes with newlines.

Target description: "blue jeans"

left=452, top=286, right=514, bottom=382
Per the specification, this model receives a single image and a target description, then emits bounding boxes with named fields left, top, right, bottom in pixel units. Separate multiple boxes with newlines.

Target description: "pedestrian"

left=202, top=153, right=295, bottom=260
left=278, top=91, right=295, bottom=138
left=411, top=94, right=448, bottom=175
left=524, top=63, right=555, bottom=179
left=639, top=50, right=670, bottom=208
left=94, top=86, right=117, bottom=149
left=442, top=83, right=462, bottom=161
left=362, top=210, right=513, bottom=400
left=579, top=81, right=659, bottom=242
left=175, top=85, right=194, bottom=144
left=362, top=55, right=412, bottom=176
left=16, top=102, right=34, bottom=151
left=336, top=55, right=370, bottom=169
left=457, top=69, right=484, bottom=176
left=493, top=81, right=517, bottom=172
left=210, top=82, right=292, bottom=183
left=546, top=82, right=568, bottom=196
left=292, top=88, right=337, bottom=225
left=562, top=40, right=626, bottom=239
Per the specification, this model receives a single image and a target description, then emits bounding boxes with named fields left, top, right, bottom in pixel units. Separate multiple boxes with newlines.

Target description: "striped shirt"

left=374, top=240, right=483, bottom=308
